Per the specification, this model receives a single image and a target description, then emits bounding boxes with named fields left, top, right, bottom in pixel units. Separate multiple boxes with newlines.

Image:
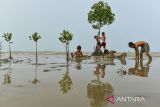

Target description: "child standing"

left=101, top=32, right=106, bottom=50
left=94, top=34, right=101, bottom=47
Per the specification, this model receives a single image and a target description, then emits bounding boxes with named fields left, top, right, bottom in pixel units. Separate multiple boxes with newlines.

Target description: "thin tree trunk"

left=68, top=43, right=69, bottom=59
left=98, top=28, right=101, bottom=35
left=66, top=42, right=70, bottom=64
left=0, top=42, right=2, bottom=60
left=9, top=42, right=12, bottom=59
left=66, top=44, right=68, bottom=62
left=36, top=42, right=38, bottom=64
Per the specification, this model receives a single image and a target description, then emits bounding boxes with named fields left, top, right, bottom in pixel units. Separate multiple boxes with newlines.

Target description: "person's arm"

left=104, top=36, right=106, bottom=41
left=135, top=48, right=139, bottom=59
left=71, top=52, right=74, bottom=58
left=72, top=52, right=76, bottom=58
left=81, top=52, right=83, bottom=57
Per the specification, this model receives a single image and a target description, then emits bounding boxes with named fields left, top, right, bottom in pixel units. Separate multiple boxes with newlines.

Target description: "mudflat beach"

left=0, top=51, right=160, bottom=107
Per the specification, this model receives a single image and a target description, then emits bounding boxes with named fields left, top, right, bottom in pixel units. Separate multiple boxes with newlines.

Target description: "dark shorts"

left=101, top=42, right=106, bottom=48
left=141, top=42, right=150, bottom=53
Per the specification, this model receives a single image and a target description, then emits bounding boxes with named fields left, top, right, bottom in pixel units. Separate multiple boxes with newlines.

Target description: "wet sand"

left=0, top=52, right=160, bottom=107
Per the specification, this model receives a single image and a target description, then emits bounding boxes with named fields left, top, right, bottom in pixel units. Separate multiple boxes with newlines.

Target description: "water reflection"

left=87, top=64, right=114, bottom=107
left=3, top=62, right=12, bottom=85
left=59, top=65, right=73, bottom=94
left=94, top=64, right=106, bottom=79
left=119, top=58, right=126, bottom=65
left=128, top=60, right=150, bottom=77
left=103, top=57, right=115, bottom=65
left=30, top=65, right=40, bottom=85
left=103, top=57, right=126, bottom=65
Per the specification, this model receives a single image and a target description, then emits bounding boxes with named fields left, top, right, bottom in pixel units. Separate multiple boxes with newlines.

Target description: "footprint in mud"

left=43, top=69, right=51, bottom=72
left=50, top=66, right=57, bottom=69
left=12, top=85, right=24, bottom=87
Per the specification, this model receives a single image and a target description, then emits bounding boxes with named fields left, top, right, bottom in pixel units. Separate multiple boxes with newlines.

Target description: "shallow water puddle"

left=0, top=55, right=160, bottom=107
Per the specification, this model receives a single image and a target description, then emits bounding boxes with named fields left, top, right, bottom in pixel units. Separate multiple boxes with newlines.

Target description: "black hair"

left=77, top=45, right=81, bottom=50
left=94, top=35, right=97, bottom=39
left=104, top=49, right=109, bottom=54
left=128, top=42, right=134, bottom=47
left=102, top=32, right=105, bottom=35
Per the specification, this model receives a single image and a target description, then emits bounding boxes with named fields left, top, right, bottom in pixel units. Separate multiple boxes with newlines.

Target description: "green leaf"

left=2, top=33, right=12, bottom=42
left=88, top=1, right=115, bottom=32
left=30, top=32, right=41, bottom=42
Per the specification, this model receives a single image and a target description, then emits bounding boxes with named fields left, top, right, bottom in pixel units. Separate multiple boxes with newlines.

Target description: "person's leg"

left=101, top=42, right=105, bottom=52
left=103, top=42, right=106, bottom=49
left=146, top=52, right=152, bottom=64
left=143, top=42, right=152, bottom=63
left=144, top=42, right=151, bottom=59
left=140, top=51, right=143, bottom=60
left=140, top=45, right=145, bottom=59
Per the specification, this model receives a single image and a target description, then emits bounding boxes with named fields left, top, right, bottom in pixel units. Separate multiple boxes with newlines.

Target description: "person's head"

left=104, top=49, right=109, bottom=55
left=102, top=32, right=105, bottom=36
left=94, top=35, right=97, bottom=39
left=77, top=45, right=81, bottom=51
left=128, top=42, right=135, bottom=48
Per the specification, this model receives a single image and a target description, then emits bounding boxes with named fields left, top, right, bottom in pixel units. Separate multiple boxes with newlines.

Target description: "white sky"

left=0, top=0, right=160, bottom=52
